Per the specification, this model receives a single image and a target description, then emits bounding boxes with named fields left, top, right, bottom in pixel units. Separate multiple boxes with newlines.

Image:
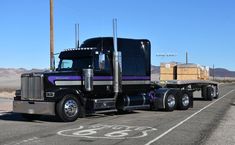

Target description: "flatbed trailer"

left=157, top=80, right=219, bottom=100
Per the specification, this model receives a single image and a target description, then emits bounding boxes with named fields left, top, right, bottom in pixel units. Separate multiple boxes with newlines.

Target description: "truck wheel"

left=21, top=114, right=41, bottom=120
left=214, top=87, right=219, bottom=99
left=56, top=94, right=85, bottom=122
left=201, top=86, right=207, bottom=100
left=165, top=91, right=176, bottom=111
left=178, top=91, right=191, bottom=110
left=206, top=87, right=214, bottom=101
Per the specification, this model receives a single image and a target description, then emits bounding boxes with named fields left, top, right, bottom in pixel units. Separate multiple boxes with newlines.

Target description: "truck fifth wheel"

left=13, top=38, right=219, bottom=122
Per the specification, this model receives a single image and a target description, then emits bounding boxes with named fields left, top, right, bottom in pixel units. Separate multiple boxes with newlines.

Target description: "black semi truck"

left=13, top=36, right=219, bottom=122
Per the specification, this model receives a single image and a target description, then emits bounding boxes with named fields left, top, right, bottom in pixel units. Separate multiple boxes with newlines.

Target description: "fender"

left=152, top=88, right=179, bottom=109
left=54, top=88, right=86, bottom=106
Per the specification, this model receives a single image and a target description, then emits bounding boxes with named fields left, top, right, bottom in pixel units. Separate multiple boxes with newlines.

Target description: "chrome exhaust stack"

left=112, top=19, right=122, bottom=99
left=83, top=68, right=94, bottom=92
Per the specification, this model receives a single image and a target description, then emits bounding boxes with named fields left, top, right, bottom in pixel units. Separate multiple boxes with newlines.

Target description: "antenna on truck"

left=75, top=24, right=79, bottom=48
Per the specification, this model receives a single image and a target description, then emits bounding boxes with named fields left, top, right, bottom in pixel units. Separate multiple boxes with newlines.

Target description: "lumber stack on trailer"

left=160, top=62, right=177, bottom=81
left=200, top=66, right=210, bottom=80
left=177, top=64, right=201, bottom=80
left=160, top=62, right=210, bottom=81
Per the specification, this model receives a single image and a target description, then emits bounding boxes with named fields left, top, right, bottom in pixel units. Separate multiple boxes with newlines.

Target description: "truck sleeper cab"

left=13, top=37, right=216, bottom=122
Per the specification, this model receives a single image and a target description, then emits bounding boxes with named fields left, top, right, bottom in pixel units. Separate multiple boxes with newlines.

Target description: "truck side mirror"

left=83, top=68, right=93, bottom=91
left=99, top=53, right=105, bottom=70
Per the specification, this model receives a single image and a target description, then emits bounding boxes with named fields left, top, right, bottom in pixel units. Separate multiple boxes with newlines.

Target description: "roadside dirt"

left=0, top=101, right=12, bottom=112
left=0, top=91, right=14, bottom=112
left=0, top=91, right=14, bottom=99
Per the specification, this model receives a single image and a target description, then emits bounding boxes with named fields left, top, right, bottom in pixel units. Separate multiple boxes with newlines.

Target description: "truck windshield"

left=58, top=57, right=92, bottom=71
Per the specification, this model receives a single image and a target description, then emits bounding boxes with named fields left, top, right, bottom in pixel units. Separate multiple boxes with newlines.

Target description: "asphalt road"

left=0, top=84, right=234, bottom=145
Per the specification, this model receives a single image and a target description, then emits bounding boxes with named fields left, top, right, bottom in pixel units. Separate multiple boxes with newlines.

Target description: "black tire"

left=56, top=94, right=85, bottom=122
left=201, top=86, right=207, bottom=100
left=206, top=87, right=213, bottom=101
left=177, top=91, right=191, bottom=110
left=165, top=91, right=176, bottom=111
left=21, top=114, right=41, bottom=120
left=214, top=86, right=219, bottom=99
left=202, top=86, right=214, bottom=101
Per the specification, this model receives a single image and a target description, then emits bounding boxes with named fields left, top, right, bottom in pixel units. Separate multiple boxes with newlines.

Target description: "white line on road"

left=0, top=112, right=6, bottom=116
left=0, top=111, right=11, bottom=116
left=145, top=89, right=235, bottom=145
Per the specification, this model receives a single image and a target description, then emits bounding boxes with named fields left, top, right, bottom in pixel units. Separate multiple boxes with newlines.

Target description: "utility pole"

left=213, top=64, right=215, bottom=81
left=186, top=51, right=188, bottom=64
left=50, top=0, right=55, bottom=70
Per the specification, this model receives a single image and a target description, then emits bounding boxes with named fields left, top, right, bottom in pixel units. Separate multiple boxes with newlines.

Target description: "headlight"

left=46, top=92, right=55, bottom=98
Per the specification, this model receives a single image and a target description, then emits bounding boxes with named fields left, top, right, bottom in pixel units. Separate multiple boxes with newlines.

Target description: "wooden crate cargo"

left=200, top=66, right=205, bottom=80
left=177, top=74, right=199, bottom=80
left=205, top=67, right=209, bottom=80
left=160, top=74, right=175, bottom=81
left=201, top=66, right=209, bottom=80
left=160, top=62, right=210, bottom=81
left=160, top=62, right=177, bottom=80
left=177, top=63, right=201, bottom=80
left=160, top=63, right=176, bottom=74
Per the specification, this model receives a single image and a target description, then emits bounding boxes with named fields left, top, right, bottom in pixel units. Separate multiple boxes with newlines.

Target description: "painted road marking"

left=145, top=89, right=235, bottom=145
left=57, top=124, right=157, bottom=139
left=0, top=111, right=11, bottom=116
left=0, top=112, right=7, bottom=116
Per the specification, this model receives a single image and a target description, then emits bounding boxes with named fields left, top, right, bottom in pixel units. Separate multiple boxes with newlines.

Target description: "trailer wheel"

left=56, top=94, right=85, bottom=122
left=206, top=87, right=214, bottom=101
left=214, top=86, right=219, bottom=99
left=178, top=91, right=191, bottom=110
left=21, top=114, right=41, bottom=120
left=202, top=86, right=214, bottom=101
left=165, top=91, right=176, bottom=111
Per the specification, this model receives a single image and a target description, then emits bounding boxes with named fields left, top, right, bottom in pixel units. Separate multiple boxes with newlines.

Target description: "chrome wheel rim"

left=167, top=95, right=176, bottom=108
left=182, top=94, right=190, bottom=107
left=64, top=99, right=78, bottom=118
left=211, top=89, right=214, bottom=97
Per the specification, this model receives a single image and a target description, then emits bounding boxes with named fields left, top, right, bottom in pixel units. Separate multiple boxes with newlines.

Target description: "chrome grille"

left=21, top=74, right=44, bottom=100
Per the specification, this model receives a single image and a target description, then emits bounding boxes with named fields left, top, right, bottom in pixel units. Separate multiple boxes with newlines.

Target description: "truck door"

left=92, top=52, right=113, bottom=98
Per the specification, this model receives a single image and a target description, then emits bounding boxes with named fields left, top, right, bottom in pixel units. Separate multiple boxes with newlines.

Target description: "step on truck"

left=13, top=26, right=219, bottom=122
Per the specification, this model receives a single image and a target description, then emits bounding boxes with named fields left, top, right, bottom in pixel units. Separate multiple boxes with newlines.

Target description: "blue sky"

left=0, top=0, right=234, bottom=71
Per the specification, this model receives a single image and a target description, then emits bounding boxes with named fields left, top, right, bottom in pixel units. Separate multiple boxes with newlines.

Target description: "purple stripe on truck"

left=48, top=76, right=113, bottom=84
left=48, top=75, right=150, bottom=84
left=48, top=76, right=82, bottom=84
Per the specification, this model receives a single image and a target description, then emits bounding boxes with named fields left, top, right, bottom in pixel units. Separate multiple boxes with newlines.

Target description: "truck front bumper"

left=13, top=101, right=55, bottom=115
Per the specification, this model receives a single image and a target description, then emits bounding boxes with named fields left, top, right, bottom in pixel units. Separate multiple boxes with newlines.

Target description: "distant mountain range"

left=209, top=68, right=235, bottom=77
left=0, top=68, right=46, bottom=77
left=0, top=68, right=47, bottom=89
